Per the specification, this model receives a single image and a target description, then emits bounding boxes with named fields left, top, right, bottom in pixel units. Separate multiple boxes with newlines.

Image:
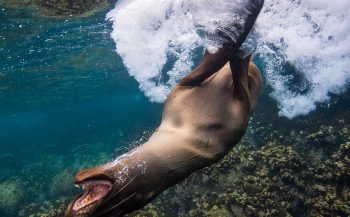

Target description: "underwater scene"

left=0, top=0, right=349, bottom=216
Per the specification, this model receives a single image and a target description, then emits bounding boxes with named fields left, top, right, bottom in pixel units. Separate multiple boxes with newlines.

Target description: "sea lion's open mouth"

left=73, top=179, right=112, bottom=212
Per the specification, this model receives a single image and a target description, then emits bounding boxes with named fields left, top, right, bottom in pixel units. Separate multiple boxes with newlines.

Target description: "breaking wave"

left=107, top=0, right=350, bottom=119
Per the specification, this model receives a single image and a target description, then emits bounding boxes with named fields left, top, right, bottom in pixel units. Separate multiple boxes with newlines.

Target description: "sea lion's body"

left=66, top=1, right=264, bottom=216
left=66, top=57, right=262, bottom=217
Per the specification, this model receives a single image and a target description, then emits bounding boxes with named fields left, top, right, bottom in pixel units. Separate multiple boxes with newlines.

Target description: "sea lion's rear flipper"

left=230, top=54, right=252, bottom=110
left=179, top=0, right=264, bottom=86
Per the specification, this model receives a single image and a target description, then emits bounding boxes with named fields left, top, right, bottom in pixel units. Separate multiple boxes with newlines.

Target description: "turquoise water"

left=0, top=5, right=164, bottom=216
left=1, top=2, right=349, bottom=217
left=0, top=7, right=162, bottom=154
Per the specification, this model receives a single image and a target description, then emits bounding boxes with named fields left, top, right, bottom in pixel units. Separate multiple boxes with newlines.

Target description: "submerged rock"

left=49, top=168, right=74, bottom=196
left=0, top=180, right=25, bottom=215
left=0, top=0, right=110, bottom=17
left=308, top=142, right=350, bottom=216
left=129, top=139, right=350, bottom=217
left=19, top=199, right=67, bottom=217
left=0, top=0, right=31, bottom=9
left=34, top=0, right=110, bottom=16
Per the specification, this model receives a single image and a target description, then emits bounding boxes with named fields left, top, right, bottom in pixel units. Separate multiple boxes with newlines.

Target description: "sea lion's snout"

left=72, top=179, right=112, bottom=212
left=65, top=166, right=115, bottom=217
left=74, top=166, right=114, bottom=185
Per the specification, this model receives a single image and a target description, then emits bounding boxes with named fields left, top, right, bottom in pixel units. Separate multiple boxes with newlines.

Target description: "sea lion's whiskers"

left=97, top=192, right=138, bottom=217
left=109, top=174, right=139, bottom=198
left=63, top=168, right=76, bottom=204
left=79, top=156, right=90, bottom=171
left=109, top=192, right=137, bottom=211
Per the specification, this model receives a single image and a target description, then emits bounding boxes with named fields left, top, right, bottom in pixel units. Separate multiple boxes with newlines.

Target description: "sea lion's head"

left=65, top=165, right=115, bottom=217
left=65, top=153, right=150, bottom=217
left=65, top=159, right=141, bottom=217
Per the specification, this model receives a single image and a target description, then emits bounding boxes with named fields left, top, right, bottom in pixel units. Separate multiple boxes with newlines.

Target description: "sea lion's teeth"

left=74, top=184, right=80, bottom=188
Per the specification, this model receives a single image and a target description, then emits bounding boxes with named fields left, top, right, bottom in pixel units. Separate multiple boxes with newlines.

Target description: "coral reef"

left=49, top=168, right=74, bottom=196
left=307, top=142, right=350, bottom=216
left=34, top=0, right=110, bottom=16
left=19, top=198, right=67, bottom=217
left=0, top=0, right=110, bottom=17
left=0, top=180, right=25, bottom=216
left=17, top=142, right=115, bottom=217
left=128, top=124, right=350, bottom=217
left=3, top=90, right=347, bottom=217
left=9, top=119, right=350, bottom=217
left=128, top=204, right=165, bottom=217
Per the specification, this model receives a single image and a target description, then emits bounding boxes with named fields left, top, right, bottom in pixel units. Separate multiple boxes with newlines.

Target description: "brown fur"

left=65, top=56, right=262, bottom=217
left=65, top=1, right=264, bottom=216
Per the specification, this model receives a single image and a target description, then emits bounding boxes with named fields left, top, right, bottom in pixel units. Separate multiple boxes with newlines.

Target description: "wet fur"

left=65, top=58, right=262, bottom=217
left=65, top=1, right=264, bottom=216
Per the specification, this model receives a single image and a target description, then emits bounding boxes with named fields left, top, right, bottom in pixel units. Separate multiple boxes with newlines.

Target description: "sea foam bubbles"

left=107, top=0, right=350, bottom=119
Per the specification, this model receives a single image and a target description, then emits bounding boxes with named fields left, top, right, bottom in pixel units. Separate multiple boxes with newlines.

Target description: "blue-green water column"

left=0, top=7, right=162, bottom=169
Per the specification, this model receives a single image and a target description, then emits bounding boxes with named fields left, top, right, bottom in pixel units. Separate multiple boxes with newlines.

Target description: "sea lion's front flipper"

left=179, top=0, right=264, bottom=86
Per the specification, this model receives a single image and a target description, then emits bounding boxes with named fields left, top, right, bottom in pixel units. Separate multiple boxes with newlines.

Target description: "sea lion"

left=65, top=1, right=264, bottom=216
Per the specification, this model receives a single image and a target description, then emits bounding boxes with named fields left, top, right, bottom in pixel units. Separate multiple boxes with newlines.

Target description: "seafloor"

left=12, top=92, right=350, bottom=217
left=0, top=1, right=349, bottom=217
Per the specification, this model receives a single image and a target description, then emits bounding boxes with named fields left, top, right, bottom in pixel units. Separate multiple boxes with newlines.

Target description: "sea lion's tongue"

left=73, top=180, right=112, bottom=212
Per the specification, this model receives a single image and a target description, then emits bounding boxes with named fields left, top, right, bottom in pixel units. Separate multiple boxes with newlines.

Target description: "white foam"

left=255, top=0, right=350, bottom=118
left=107, top=0, right=350, bottom=118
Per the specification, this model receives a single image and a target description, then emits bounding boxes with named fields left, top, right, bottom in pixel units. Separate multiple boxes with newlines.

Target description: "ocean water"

left=0, top=1, right=349, bottom=217
left=108, top=0, right=350, bottom=118
left=0, top=4, right=162, bottom=216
